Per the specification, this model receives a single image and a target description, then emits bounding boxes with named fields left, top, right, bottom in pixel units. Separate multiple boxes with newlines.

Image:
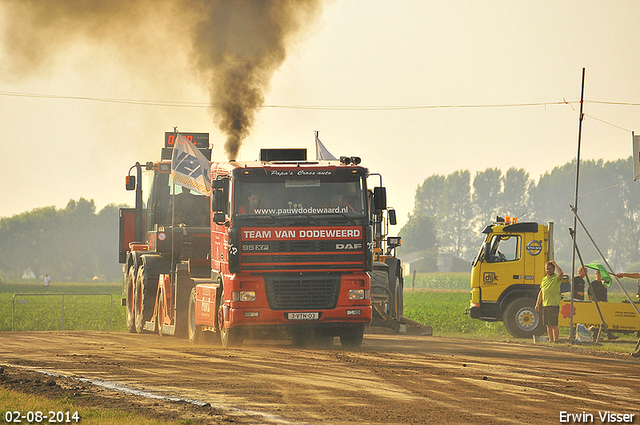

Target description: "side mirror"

left=125, top=175, right=136, bottom=191
left=212, top=177, right=229, bottom=213
left=388, top=208, right=397, bottom=225
left=373, top=187, right=387, bottom=212
left=213, top=190, right=224, bottom=212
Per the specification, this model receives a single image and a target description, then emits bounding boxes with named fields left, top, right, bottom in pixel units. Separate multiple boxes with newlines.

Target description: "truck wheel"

left=187, top=287, right=205, bottom=344
left=339, top=324, right=365, bottom=348
left=218, top=286, right=243, bottom=347
left=125, top=267, right=136, bottom=333
left=157, top=288, right=165, bottom=337
left=134, top=265, right=155, bottom=334
left=173, top=279, right=192, bottom=339
left=503, top=298, right=544, bottom=338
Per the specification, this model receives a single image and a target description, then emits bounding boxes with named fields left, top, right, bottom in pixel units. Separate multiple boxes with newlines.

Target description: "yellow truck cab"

left=470, top=217, right=640, bottom=338
left=469, top=218, right=553, bottom=338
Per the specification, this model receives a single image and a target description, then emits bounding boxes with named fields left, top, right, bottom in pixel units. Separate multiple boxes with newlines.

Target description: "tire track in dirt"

left=0, top=331, right=638, bottom=424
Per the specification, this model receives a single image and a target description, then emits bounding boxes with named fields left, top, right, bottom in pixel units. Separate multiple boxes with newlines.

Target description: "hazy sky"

left=1, top=1, right=639, bottom=229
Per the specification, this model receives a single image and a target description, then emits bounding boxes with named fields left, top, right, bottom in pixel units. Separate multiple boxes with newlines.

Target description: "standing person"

left=589, top=269, right=617, bottom=340
left=572, top=267, right=586, bottom=300
left=588, top=270, right=608, bottom=302
left=535, top=260, right=563, bottom=343
left=43, top=274, right=51, bottom=287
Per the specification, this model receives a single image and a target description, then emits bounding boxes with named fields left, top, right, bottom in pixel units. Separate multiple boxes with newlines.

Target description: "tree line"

left=399, top=157, right=640, bottom=273
left=0, top=199, right=122, bottom=283
left=2, top=157, right=639, bottom=282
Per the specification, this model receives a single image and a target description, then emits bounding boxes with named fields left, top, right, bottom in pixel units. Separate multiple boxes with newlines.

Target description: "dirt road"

left=0, top=331, right=638, bottom=424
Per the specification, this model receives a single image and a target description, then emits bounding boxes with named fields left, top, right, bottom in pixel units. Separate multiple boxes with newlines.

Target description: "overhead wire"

left=0, top=90, right=637, bottom=133
left=0, top=89, right=584, bottom=110
left=578, top=180, right=632, bottom=199
left=583, top=114, right=633, bottom=133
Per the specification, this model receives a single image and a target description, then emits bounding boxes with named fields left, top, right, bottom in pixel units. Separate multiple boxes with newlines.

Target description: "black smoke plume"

left=0, top=0, right=322, bottom=159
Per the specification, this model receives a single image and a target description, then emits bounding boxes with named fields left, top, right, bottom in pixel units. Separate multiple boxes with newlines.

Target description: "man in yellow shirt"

left=535, top=260, right=563, bottom=342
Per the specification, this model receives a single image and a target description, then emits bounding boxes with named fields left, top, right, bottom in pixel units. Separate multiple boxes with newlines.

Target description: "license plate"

left=287, top=312, right=319, bottom=320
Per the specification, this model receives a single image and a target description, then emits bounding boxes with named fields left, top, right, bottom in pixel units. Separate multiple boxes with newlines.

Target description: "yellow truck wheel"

left=503, top=297, right=545, bottom=338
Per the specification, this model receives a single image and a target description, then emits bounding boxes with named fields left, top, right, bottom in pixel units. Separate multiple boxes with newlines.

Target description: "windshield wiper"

left=327, top=212, right=358, bottom=225
left=289, top=213, right=323, bottom=225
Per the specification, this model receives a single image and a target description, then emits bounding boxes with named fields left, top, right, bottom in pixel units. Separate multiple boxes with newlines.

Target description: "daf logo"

left=526, top=240, right=543, bottom=256
left=336, top=243, right=362, bottom=250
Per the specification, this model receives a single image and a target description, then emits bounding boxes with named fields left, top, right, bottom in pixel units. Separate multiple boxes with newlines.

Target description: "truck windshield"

left=233, top=174, right=366, bottom=217
left=143, top=170, right=209, bottom=228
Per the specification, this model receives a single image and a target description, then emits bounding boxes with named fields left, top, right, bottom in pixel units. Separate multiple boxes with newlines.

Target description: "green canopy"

left=585, top=263, right=611, bottom=287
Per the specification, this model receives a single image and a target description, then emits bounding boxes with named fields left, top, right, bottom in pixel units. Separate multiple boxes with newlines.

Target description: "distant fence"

left=11, top=293, right=114, bottom=331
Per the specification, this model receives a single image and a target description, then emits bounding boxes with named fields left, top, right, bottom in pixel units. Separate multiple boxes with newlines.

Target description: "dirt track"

left=0, top=331, right=638, bottom=424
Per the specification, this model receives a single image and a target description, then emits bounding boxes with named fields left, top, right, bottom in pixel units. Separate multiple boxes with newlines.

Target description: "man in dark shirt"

left=588, top=270, right=608, bottom=302
left=572, top=267, right=586, bottom=300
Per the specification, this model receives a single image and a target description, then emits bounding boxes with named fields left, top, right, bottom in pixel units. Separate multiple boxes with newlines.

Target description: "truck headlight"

left=349, top=289, right=368, bottom=300
left=232, top=291, right=256, bottom=302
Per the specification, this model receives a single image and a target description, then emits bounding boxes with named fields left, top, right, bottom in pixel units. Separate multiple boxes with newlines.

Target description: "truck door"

left=479, top=233, right=525, bottom=304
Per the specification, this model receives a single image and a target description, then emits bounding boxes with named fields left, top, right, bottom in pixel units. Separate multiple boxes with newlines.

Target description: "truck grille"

left=264, top=274, right=340, bottom=310
left=241, top=253, right=362, bottom=271
left=239, top=234, right=365, bottom=273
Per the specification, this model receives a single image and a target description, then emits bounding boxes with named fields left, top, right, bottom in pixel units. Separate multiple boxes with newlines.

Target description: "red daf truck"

left=119, top=133, right=388, bottom=347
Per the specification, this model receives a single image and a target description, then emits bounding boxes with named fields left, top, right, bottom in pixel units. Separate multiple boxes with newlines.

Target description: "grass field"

left=401, top=272, right=510, bottom=337
left=1, top=274, right=637, bottom=349
left=0, top=281, right=126, bottom=332
left=403, top=289, right=509, bottom=336
left=0, top=388, right=190, bottom=425
left=1, top=275, right=478, bottom=334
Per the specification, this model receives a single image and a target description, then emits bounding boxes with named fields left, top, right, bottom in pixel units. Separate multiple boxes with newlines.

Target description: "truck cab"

left=119, top=133, right=212, bottom=336
left=196, top=148, right=374, bottom=347
left=469, top=218, right=553, bottom=338
left=470, top=216, right=640, bottom=340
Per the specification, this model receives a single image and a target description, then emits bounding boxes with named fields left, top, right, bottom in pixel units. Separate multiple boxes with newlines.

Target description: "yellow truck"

left=469, top=217, right=640, bottom=338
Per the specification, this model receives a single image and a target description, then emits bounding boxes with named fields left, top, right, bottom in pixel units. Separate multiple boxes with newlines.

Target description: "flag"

left=315, top=131, right=337, bottom=161
left=171, top=134, right=211, bottom=196
left=585, top=263, right=612, bottom=287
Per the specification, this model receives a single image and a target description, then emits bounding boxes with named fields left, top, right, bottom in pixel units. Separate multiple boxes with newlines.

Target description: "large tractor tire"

left=502, top=297, right=545, bottom=338
left=125, top=266, right=136, bottom=333
left=134, top=265, right=157, bottom=334
left=371, top=269, right=390, bottom=298
left=371, top=269, right=396, bottom=318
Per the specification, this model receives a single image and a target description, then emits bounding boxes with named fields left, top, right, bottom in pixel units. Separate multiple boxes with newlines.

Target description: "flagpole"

left=171, top=129, right=178, bottom=300
left=570, top=68, right=586, bottom=344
